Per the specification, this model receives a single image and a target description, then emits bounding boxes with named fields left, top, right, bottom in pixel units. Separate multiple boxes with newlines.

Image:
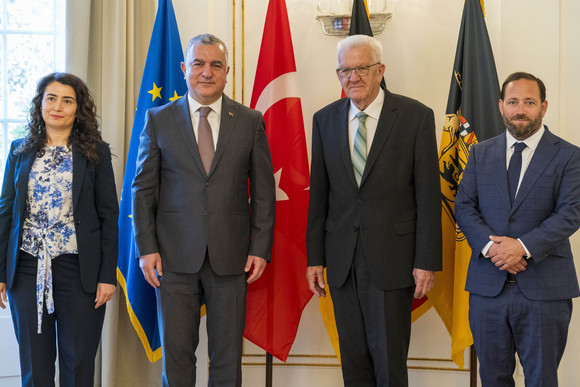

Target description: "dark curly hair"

left=17, top=72, right=104, bottom=162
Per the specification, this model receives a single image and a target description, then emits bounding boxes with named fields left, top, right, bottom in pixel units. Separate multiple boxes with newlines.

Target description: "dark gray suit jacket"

left=456, top=128, right=580, bottom=300
left=131, top=94, right=275, bottom=275
left=306, top=90, right=442, bottom=290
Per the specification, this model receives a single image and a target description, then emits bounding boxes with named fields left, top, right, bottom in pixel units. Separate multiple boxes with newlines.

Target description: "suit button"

left=357, top=199, right=363, bottom=205
left=203, top=211, right=207, bottom=216
left=75, top=220, right=80, bottom=225
left=206, top=182, right=210, bottom=187
left=353, top=226, right=359, bottom=232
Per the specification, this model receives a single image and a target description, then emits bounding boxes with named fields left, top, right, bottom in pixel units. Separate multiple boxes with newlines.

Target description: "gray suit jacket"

left=131, top=94, right=275, bottom=275
left=306, top=90, right=442, bottom=290
left=456, top=128, right=580, bottom=300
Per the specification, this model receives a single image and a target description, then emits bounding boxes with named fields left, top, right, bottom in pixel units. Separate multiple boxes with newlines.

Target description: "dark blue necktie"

left=507, top=142, right=527, bottom=204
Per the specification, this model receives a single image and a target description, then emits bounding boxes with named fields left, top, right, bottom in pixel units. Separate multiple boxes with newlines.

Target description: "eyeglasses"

left=336, top=63, right=380, bottom=78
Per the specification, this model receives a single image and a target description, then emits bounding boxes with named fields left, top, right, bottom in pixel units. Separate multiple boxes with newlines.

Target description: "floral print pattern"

left=21, top=146, right=78, bottom=333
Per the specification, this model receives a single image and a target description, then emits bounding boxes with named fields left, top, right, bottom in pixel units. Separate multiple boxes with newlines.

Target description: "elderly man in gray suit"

left=132, top=34, right=275, bottom=386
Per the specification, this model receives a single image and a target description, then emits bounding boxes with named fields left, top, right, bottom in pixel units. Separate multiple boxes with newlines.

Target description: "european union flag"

left=117, top=0, right=186, bottom=362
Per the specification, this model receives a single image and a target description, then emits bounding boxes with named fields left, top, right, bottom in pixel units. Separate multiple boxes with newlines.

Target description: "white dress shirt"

left=481, top=126, right=546, bottom=259
left=187, top=93, right=222, bottom=150
left=505, top=126, right=545, bottom=196
left=348, top=90, right=384, bottom=157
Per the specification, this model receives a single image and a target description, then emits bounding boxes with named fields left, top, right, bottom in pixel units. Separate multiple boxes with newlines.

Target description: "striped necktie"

left=353, top=111, right=368, bottom=186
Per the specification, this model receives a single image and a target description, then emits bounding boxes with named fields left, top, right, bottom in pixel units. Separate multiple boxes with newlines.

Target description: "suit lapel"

left=211, top=95, right=239, bottom=176
left=72, top=146, right=86, bottom=213
left=335, top=99, right=358, bottom=188
left=510, top=129, right=559, bottom=215
left=490, top=135, right=511, bottom=209
left=360, top=90, right=396, bottom=186
left=172, top=96, right=207, bottom=176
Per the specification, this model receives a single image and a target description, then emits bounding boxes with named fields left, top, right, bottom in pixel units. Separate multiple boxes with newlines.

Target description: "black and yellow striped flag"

left=428, top=0, right=504, bottom=368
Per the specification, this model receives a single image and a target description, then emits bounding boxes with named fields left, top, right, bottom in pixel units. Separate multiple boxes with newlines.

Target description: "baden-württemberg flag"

left=428, top=0, right=503, bottom=368
left=117, top=0, right=186, bottom=362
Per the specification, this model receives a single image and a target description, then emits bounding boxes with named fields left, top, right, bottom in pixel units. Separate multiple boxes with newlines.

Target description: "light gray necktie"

left=352, top=111, right=368, bottom=186
left=198, top=106, right=214, bottom=174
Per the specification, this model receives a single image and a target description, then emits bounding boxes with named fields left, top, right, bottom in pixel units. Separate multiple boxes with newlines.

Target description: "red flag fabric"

left=245, top=0, right=312, bottom=362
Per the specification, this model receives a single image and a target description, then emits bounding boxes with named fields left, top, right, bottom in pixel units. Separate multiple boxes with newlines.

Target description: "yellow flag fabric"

left=319, top=269, right=341, bottom=362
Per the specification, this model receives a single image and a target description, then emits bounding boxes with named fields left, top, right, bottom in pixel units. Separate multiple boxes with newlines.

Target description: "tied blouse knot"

left=20, top=145, right=78, bottom=333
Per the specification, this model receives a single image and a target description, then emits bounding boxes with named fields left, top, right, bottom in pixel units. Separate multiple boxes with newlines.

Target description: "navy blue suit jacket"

left=0, top=139, right=119, bottom=293
left=456, top=128, right=580, bottom=300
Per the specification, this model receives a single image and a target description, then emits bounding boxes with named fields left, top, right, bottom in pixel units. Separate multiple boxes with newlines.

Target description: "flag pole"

left=265, top=352, right=273, bottom=387
left=470, top=345, right=477, bottom=386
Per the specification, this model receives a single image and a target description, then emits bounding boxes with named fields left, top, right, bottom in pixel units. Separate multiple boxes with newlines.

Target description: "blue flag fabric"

left=117, top=0, right=186, bottom=362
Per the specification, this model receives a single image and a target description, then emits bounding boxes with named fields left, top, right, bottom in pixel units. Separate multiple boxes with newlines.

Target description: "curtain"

left=65, top=1, right=162, bottom=385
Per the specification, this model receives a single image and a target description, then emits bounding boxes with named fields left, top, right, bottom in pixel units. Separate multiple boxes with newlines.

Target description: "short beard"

left=504, top=114, right=543, bottom=140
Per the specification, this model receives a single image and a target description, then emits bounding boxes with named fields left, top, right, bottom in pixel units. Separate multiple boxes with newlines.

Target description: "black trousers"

left=8, top=252, right=106, bottom=387
left=330, top=238, right=414, bottom=387
left=156, top=256, right=248, bottom=387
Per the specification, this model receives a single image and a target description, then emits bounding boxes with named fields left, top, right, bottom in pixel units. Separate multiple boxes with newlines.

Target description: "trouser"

left=8, top=252, right=105, bottom=387
left=330, top=238, right=413, bottom=387
left=156, top=256, right=248, bottom=387
left=470, top=282, right=572, bottom=387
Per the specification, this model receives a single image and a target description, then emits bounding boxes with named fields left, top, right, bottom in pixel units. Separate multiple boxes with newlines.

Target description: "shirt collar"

left=349, top=90, right=384, bottom=122
left=506, top=125, right=545, bottom=151
left=187, top=93, right=223, bottom=117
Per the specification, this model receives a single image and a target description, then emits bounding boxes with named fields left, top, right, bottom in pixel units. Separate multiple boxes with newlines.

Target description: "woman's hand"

left=95, top=283, right=116, bottom=309
left=0, top=282, right=7, bottom=309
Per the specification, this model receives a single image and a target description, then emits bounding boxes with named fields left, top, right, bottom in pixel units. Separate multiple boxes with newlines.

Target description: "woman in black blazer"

left=0, top=72, right=118, bottom=387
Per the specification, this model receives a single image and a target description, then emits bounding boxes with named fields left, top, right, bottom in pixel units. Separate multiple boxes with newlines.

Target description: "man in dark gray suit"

left=132, top=34, right=275, bottom=386
left=456, top=72, right=580, bottom=386
left=306, top=35, right=442, bottom=386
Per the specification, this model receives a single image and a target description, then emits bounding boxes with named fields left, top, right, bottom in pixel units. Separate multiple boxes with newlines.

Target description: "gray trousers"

left=156, top=257, right=247, bottom=387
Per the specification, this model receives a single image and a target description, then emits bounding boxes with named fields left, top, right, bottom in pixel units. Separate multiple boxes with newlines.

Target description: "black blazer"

left=0, top=139, right=119, bottom=293
left=307, top=90, right=442, bottom=290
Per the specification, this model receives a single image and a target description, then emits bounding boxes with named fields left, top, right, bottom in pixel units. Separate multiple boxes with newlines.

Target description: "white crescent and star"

left=255, top=71, right=303, bottom=202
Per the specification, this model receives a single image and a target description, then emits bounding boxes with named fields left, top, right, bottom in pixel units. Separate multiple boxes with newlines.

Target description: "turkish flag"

left=244, top=0, right=312, bottom=362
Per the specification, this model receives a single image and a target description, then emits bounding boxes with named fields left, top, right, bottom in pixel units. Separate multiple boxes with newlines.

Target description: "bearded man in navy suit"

left=456, top=72, right=580, bottom=386
left=306, top=35, right=442, bottom=386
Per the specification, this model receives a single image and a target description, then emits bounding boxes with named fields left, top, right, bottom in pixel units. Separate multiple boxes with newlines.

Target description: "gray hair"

left=185, top=33, right=229, bottom=64
left=337, top=34, right=383, bottom=66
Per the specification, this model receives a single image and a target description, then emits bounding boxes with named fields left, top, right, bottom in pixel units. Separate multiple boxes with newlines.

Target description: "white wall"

left=167, top=0, right=580, bottom=386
